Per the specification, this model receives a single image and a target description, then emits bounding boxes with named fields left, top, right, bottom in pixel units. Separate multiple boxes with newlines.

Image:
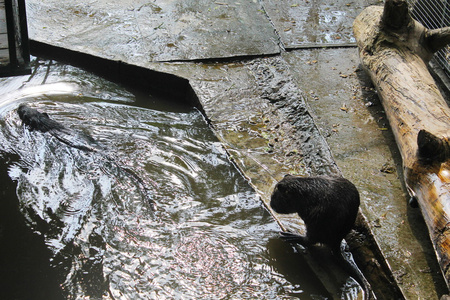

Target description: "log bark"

left=353, top=0, right=450, bottom=287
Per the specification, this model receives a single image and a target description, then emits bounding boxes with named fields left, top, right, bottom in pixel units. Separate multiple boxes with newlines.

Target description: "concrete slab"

left=260, top=0, right=382, bottom=48
left=26, top=0, right=280, bottom=63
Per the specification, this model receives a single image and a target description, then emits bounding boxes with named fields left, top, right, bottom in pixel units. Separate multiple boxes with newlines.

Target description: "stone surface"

left=260, top=0, right=383, bottom=48
left=27, top=0, right=280, bottom=63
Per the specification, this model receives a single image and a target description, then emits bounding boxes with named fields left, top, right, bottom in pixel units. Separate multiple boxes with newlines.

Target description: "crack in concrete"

left=257, top=0, right=287, bottom=52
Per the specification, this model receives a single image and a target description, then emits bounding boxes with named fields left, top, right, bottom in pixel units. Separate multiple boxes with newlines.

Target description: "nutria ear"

left=283, top=174, right=293, bottom=178
left=417, top=129, right=449, bottom=163
left=276, top=181, right=287, bottom=193
left=17, top=105, right=25, bottom=118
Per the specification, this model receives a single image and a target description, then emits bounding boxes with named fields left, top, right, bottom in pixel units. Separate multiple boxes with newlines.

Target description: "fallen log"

left=353, top=0, right=450, bottom=287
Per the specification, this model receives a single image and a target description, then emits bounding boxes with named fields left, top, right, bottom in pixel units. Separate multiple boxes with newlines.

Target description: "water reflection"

left=0, top=59, right=327, bottom=299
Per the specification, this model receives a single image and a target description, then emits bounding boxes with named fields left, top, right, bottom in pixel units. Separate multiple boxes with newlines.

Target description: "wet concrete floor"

left=24, top=0, right=449, bottom=298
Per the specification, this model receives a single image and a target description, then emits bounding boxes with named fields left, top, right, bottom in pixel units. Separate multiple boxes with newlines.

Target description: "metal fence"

left=406, top=0, right=450, bottom=74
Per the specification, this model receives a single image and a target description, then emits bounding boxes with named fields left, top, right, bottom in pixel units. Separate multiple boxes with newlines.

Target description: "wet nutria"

left=18, top=103, right=65, bottom=133
left=270, top=174, right=371, bottom=299
left=17, top=103, right=155, bottom=209
left=18, top=103, right=100, bottom=153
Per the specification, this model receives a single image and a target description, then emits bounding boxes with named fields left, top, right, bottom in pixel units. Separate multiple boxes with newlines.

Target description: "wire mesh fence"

left=406, top=0, right=450, bottom=75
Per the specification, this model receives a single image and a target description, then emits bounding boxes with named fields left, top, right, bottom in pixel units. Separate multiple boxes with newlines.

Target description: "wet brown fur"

left=270, top=174, right=371, bottom=299
left=18, top=104, right=65, bottom=133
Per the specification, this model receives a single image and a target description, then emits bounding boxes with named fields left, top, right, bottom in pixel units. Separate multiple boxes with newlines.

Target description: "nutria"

left=270, top=174, right=371, bottom=299
left=17, top=103, right=155, bottom=209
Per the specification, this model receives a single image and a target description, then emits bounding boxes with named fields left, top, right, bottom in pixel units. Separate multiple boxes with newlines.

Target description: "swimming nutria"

left=270, top=174, right=371, bottom=299
left=17, top=103, right=155, bottom=209
left=18, top=103, right=100, bottom=153
left=18, top=103, right=65, bottom=133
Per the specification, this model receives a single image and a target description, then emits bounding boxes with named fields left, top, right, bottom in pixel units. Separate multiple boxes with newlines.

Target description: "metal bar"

left=17, top=0, right=29, bottom=64
left=4, top=0, right=17, bottom=67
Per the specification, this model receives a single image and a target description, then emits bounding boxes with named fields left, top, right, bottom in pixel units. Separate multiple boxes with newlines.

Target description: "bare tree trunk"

left=353, top=0, right=450, bottom=287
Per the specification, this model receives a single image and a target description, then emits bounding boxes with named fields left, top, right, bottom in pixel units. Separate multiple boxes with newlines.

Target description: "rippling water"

left=0, top=59, right=328, bottom=299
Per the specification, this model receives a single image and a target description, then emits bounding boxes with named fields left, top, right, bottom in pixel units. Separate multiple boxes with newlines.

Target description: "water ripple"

left=0, top=59, right=326, bottom=299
